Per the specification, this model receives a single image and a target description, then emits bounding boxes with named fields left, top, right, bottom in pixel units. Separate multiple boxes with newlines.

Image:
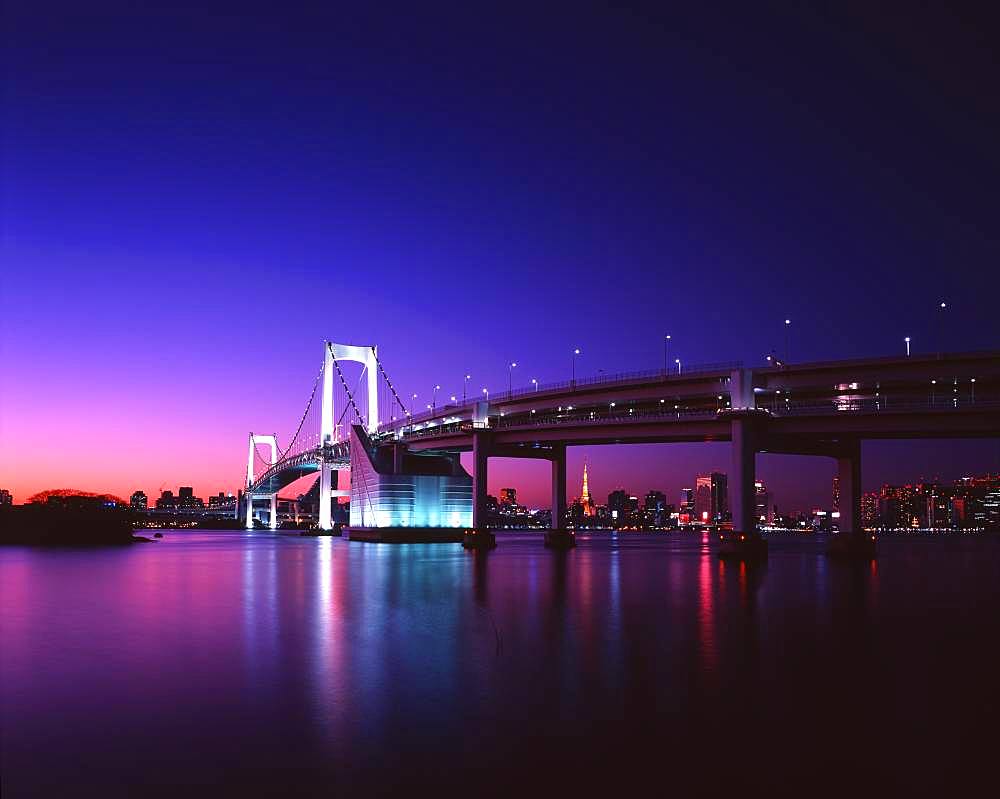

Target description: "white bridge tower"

left=244, top=433, right=277, bottom=529
left=318, top=341, right=379, bottom=529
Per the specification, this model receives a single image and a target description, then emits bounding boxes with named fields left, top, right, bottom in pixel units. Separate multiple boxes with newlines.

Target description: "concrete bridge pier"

left=545, top=443, right=575, bottom=549
left=828, top=439, right=875, bottom=558
left=465, top=431, right=497, bottom=549
left=720, top=414, right=767, bottom=559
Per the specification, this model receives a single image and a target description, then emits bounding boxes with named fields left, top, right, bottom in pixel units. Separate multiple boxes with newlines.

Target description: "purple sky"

left=2, top=2, right=999, bottom=507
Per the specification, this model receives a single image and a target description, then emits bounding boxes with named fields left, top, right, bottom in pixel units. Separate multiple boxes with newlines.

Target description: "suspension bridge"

left=242, top=342, right=1000, bottom=554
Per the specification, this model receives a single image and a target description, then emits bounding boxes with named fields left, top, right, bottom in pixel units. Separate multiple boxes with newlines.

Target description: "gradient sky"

left=2, top=2, right=999, bottom=510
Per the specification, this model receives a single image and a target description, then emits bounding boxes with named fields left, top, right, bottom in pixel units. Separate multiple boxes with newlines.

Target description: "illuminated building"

left=832, top=475, right=840, bottom=512
left=754, top=480, right=772, bottom=524
left=861, top=492, right=878, bottom=527
left=129, top=491, right=147, bottom=511
left=155, top=490, right=176, bottom=511
left=349, top=425, right=472, bottom=529
left=643, top=490, right=668, bottom=527
left=499, top=488, right=517, bottom=509
left=695, top=472, right=728, bottom=523
left=607, top=490, right=638, bottom=525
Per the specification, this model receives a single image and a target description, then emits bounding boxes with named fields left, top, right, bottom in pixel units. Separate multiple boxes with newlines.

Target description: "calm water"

left=2, top=531, right=998, bottom=797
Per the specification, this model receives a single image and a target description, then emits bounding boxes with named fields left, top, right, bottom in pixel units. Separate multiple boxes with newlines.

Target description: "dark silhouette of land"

left=0, top=494, right=147, bottom=545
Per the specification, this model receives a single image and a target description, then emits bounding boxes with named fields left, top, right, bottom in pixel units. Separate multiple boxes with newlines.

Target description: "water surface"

left=2, top=531, right=997, bottom=796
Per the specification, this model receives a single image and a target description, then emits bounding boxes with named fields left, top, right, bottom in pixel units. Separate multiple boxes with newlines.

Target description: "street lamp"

left=664, top=334, right=671, bottom=376
left=784, top=319, right=791, bottom=362
left=971, top=378, right=976, bottom=404
left=531, top=378, right=538, bottom=391
left=572, top=348, right=581, bottom=385
left=905, top=336, right=911, bottom=357
left=433, top=384, right=440, bottom=409
left=675, top=357, right=681, bottom=374
left=508, top=362, right=517, bottom=395
left=463, top=375, right=471, bottom=403
left=482, top=387, right=489, bottom=401
left=938, top=301, right=947, bottom=358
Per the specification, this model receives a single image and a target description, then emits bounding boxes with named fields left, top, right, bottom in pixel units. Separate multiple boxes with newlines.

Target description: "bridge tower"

left=245, top=434, right=278, bottom=529
left=318, top=341, right=379, bottom=530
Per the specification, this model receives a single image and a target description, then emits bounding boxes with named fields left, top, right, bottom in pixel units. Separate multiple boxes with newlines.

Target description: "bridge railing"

left=378, top=360, right=742, bottom=431
left=397, top=405, right=726, bottom=439
left=391, top=393, right=1000, bottom=442
left=772, top=395, right=1000, bottom=416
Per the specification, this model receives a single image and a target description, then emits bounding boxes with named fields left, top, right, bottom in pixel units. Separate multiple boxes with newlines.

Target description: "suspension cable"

left=371, top=346, right=408, bottom=417
left=274, top=357, right=325, bottom=459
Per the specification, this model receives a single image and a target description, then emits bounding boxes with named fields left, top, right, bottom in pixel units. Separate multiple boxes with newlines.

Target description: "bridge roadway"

left=372, top=351, right=1000, bottom=537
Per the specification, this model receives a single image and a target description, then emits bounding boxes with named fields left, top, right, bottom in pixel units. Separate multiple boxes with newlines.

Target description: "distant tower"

left=580, top=462, right=596, bottom=517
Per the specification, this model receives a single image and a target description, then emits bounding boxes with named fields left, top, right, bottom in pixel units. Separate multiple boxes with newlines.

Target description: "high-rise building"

left=644, top=490, right=667, bottom=513
left=678, top=488, right=694, bottom=522
left=754, top=480, right=772, bottom=524
left=177, top=486, right=204, bottom=510
left=156, top=490, right=176, bottom=511
left=695, top=472, right=728, bottom=523
left=130, top=491, right=147, bottom=511
left=607, top=490, right=638, bottom=524
left=861, top=492, right=878, bottom=527
left=832, top=475, right=840, bottom=512
left=499, top=488, right=517, bottom=509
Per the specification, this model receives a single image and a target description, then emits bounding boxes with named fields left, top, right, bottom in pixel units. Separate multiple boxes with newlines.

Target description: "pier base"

left=717, top=531, right=768, bottom=560
left=826, top=531, right=877, bottom=559
left=345, top=527, right=464, bottom=543
left=544, top=529, right=576, bottom=549
left=463, top=529, right=497, bottom=550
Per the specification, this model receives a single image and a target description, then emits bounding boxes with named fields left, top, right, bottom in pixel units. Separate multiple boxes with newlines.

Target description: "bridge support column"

left=319, top=464, right=333, bottom=530
left=465, top=432, right=497, bottom=549
left=837, top=440, right=861, bottom=534
left=545, top=443, right=575, bottom=549
left=245, top=494, right=254, bottom=529
left=721, top=415, right=767, bottom=559
left=828, top=440, right=874, bottom=558
left=269, top=494, right=277, bottom=530
left=551, top=444, right=567, bottom=528
left=730, top=418, right=757, bottom=535
left=472, top=432, right=490, bottom=529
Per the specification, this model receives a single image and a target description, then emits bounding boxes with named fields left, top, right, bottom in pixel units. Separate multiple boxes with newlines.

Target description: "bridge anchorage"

left=242, top=346, right=1000, bottom=557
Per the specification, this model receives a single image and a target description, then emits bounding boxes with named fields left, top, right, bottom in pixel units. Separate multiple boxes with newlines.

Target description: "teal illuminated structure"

left=349, top=425, right=472, bottom=529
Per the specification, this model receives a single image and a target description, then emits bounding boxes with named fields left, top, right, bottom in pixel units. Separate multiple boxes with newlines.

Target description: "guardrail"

left=378, top=360, right=742, bottom=431
left=388, top=394, right=1000, bottom=442
left=772, top=396, right=1000, bottom=416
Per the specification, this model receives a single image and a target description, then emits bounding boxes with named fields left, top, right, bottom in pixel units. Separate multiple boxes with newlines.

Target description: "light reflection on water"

left=1, top=530, right=998, bottom=796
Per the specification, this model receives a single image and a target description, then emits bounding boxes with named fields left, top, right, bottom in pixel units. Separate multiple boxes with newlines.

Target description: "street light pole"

left=784, top=319, right=791, bottom=363
left=508, top=362, right=516, bottom=395
left=531, top=378, right=538, bottom=392
left=905, top=336, right=911, bottom=357
left=433, top=384, right=440, bottom=410
left=572, top=348, right=580, bottom=386
left=664, top=334, right=671, bottom=376
left=463, top=375, right=471, bottom=404
left=938, top=301, right=947, bottom=359
left=675, top=357, right=681, bottom=375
